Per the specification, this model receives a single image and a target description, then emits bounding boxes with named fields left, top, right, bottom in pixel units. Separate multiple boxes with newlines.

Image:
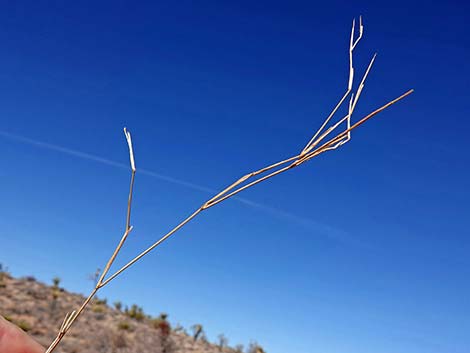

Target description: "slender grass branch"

left=44, top=17, right=413, bottom=353
left=45, top=128, right=137, bottom=353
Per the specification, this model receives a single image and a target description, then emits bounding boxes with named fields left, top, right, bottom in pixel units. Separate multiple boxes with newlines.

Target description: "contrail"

left=0, top=129, right=354, bottom=242
left=0, top=129, right=212, bottom=191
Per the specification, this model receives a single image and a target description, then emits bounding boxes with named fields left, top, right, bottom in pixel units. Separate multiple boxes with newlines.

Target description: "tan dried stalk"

left=44, top=17, right=413, bottom=353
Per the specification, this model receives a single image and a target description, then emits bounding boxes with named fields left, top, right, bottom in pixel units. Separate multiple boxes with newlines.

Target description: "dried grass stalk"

left=44, top=17, right=413, bottom=353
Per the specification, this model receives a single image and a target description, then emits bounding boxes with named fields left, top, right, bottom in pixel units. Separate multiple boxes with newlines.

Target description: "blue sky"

left=0, top=1, right=469, bottom=353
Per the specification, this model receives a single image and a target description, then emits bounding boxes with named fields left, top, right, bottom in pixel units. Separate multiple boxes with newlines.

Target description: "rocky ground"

left=0, top=273, right=253, bottom=353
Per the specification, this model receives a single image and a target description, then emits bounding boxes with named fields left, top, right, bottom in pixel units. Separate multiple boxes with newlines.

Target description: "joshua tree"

left=50, top=277, right=62, bottom=315
left=52, top=277, right=61, bottom=288
left=191, top=324, right=204, bottom=341
left=217, top=334, right=228, bottom=351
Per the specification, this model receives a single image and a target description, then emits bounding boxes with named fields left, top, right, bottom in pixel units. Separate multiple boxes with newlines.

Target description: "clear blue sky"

left=0, top=1, right=469, bottom=353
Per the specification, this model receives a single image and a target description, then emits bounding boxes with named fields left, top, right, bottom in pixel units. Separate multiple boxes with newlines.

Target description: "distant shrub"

left=151, top=313, right=174, bottom=353
left=2, top=315, right=32, bottom=333
left=151, top=313, right=171, bottom=337
left=92, top=303, right=105, bottom=313
left=126, top=304, right=145, bottom=321
left=16, top=320, right=32, bottom=332
left=95, top=298, right=107, bottom=306
left=117, top=321, right=132, bottom=331
left=114, top=301, right=122, bottom=311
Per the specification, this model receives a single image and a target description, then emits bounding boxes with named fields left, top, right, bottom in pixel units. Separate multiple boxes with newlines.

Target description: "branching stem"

left=44, top=18, right=413, bottom=353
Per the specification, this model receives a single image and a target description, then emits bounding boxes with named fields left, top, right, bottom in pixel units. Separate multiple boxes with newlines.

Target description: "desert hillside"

left=0, top=272, right=263, bottom=353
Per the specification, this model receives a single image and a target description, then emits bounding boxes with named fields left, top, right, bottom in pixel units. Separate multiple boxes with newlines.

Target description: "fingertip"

left=0, top=315, right=44, bottom=353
